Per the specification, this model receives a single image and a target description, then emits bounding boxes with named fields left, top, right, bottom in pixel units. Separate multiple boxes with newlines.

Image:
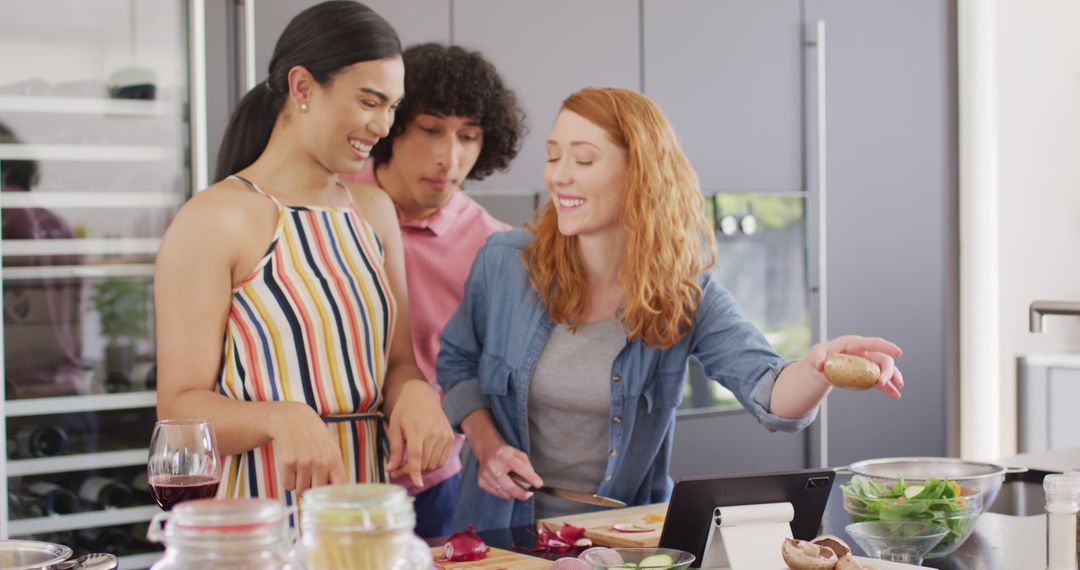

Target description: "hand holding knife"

left=509, top=472, right=627, bottom=508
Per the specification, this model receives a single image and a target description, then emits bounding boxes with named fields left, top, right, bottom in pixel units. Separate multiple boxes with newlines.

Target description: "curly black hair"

left=370, top=43, right=526, bottom=180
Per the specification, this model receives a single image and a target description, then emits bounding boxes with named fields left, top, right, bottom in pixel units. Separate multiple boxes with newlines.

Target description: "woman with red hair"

left=437, top=87, right=904, bottom=531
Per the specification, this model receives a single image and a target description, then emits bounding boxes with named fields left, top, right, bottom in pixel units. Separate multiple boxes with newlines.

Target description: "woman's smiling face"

left=544, top=110, right=629, bottom=238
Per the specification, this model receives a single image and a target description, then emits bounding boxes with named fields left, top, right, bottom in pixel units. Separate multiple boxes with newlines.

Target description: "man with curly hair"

left=340, top=42, right=525, bottom=537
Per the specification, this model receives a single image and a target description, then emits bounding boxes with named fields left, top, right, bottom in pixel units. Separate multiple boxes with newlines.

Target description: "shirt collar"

left=396, top=190, right=465, bottom=236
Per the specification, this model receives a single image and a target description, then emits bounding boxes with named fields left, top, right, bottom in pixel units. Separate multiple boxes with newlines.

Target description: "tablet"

left=658, top=468, right=835, bottom=567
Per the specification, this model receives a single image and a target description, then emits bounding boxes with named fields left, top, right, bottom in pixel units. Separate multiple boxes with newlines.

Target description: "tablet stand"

left=698, top=501, right=794, bottom=570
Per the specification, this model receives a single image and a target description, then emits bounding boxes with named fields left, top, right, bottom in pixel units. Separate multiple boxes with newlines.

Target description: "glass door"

left=0, top=1, right=200, bottom=567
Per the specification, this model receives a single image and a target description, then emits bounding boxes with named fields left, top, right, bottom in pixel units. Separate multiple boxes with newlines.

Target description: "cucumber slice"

left=903, top=484, right=925, bottom=499
left=639, top=553, right=676, bottom=568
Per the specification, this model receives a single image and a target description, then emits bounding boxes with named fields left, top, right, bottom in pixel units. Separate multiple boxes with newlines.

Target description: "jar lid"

left=163, top=496, right=289, bottom=546
left=1044, top=473, right=1080, bottom=497
left=300, top=483, right=415, bottom=532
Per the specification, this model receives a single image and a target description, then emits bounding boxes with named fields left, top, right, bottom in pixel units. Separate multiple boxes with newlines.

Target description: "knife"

left=509, top=473, right=627, bottom=508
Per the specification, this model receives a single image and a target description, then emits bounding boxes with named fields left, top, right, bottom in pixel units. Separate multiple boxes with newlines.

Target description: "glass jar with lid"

left=147, top=498, right=296, bottom=569
left=298, top=483, right=432, bottom=570
left=1044, top=473, right=1080, bottom=570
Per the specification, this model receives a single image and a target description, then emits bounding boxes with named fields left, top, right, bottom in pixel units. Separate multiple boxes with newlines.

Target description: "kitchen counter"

left=430, top=447, right=1080, bottom=568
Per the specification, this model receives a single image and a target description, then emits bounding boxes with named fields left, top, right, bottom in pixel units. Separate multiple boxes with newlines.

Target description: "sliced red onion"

left=443, top=524, right=490, bottom=562
left=550, top=557, right=592, bottom=569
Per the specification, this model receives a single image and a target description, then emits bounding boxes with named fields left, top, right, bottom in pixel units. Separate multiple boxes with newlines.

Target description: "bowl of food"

left=845, top=521, right=949, bottom=565
left=578, top=547, right=695, bottom=569
left=842, top=475, right=983, bottom=558
left=839, top=456, right=1025, bottom=510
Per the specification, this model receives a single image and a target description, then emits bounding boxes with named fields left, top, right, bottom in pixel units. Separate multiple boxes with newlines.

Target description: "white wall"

left=995, top=0, right=1080, bottom=457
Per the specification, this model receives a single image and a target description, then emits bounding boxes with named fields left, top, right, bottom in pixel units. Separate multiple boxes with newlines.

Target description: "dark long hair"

left=214, top=1, right=400, bottom=182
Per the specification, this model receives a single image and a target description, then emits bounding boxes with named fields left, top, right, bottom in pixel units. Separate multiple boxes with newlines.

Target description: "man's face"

left=384, top=113, right=483, bottom=218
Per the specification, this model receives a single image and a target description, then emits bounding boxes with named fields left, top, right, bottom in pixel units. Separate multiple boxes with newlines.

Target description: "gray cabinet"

left=254, top=0, right=451, bottom=82
left=644, top=0, right=804, bottom=192
left=805, top=0, right=957, bottom=466
left=453, top=0, right=641, bottom=193
left=1019, top=357, right=1080, bottom=452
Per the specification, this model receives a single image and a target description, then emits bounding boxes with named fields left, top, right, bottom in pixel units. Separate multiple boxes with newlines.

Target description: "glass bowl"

left=845, top=521, right=948, bottom=565
left=842, top=483, right=983, bottom=558
left=579, top=547, right=695, bottom=569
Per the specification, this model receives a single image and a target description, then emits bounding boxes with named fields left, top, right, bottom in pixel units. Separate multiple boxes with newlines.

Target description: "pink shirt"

left=341, top=163, right=510, bottom=493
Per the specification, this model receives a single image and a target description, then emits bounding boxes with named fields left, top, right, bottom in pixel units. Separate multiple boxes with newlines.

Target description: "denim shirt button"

left=612, top=374, right=621, bottom=382
left=609, top=449, right=617, bottom=457
left=605, top=475, right=613, bottom=482
left=612, top=415, right=622, bottom=424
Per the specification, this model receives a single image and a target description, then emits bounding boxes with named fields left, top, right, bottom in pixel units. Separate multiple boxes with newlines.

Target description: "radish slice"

left=611, top=523, right=654, bottom=533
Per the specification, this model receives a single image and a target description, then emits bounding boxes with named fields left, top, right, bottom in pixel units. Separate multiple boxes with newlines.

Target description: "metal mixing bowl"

left=837, top=456, right=1027, bottom=511
left=0, top=540, right=71, bottom=570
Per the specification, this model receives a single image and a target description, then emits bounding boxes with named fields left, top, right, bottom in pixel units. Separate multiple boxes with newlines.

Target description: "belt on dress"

left=321, top=412, right=390, bottom=483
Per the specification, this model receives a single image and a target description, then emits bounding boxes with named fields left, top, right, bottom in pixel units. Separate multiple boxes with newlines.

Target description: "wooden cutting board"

left=536, top=502, right=669, bottom=548
left=430, top=546, right=550, bottom=569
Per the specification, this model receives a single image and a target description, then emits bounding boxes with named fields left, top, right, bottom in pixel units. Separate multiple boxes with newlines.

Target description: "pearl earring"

left=300, top=102, right=309, bottom=113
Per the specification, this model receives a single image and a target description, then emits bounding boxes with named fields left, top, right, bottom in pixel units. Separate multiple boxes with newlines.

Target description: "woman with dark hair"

left=438, top=87, right=905, bottom=531
left=155, top=1, right=453, bottom=504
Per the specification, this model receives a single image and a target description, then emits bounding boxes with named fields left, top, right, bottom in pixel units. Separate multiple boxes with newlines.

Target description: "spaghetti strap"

left=229, top=175, right=285, bottom=211
left=335, top=178, right=358, bottom=207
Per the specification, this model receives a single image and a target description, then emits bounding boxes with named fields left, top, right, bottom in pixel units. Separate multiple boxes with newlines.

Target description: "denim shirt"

left=437, top=229, right=818, bottom=532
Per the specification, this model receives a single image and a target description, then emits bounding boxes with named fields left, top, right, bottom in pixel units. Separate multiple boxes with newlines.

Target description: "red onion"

left=443, top=524, right=490, bottom=562
left=515, top=523, right=591, bottom=554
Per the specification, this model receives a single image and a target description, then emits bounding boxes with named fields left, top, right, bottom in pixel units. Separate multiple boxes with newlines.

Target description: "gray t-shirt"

left=528, top=317, right=626, bottom=519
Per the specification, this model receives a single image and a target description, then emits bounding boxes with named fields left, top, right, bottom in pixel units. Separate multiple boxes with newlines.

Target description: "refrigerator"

left=0, top=0, right=207, bottom=566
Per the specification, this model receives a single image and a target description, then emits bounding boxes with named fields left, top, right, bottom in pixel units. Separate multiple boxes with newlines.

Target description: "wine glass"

left=147, top=419, right=221, bottom=510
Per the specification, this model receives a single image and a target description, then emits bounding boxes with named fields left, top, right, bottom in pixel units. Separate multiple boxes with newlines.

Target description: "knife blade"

left=509, top=473, right=627, bottom=508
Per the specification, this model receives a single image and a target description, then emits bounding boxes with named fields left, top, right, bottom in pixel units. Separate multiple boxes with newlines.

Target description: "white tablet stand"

left=698, top=501, right=794, bottom=570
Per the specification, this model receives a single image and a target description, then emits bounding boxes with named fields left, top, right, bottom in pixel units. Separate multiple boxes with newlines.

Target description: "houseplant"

left=88, top=277, right=149, bottom=387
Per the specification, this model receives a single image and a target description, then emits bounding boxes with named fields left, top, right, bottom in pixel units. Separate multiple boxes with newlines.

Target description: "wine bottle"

left=78, top=476, right=133, bottom=509
left=77, top=526, right=130, bottom=555
left=25, top=481, right=79, bottom=515
left=130, top=470, right=152, bottom=503
left=6, top=424, right=69, bottom=458
left=7, top=490, right=46, bottom=519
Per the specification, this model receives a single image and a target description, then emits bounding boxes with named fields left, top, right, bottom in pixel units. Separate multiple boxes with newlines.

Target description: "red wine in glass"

left=148, top=419, right=221, bottom=511
left=148, top=474, right=220, bottom=511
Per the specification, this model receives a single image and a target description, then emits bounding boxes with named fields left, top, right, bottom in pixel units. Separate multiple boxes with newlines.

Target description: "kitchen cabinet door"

left=643, top=0, right=803, bottom=193
left=453, top=0, right=641, bottom=194
left=253, top=0, right=451, bottom=88
left=804, top=0, right=957, bottom=466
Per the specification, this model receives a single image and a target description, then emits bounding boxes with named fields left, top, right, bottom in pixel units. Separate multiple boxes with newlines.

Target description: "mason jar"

left=147, top=498, right=295, bottom=569
left=298, top=483, right=432, bottom=570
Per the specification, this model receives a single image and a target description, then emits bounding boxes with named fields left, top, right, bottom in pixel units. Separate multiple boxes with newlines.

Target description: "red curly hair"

left=523, top=87, right=716, bottom=348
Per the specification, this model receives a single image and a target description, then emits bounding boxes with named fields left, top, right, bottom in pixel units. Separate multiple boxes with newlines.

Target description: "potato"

left=823, top=353, right=880, bottom=390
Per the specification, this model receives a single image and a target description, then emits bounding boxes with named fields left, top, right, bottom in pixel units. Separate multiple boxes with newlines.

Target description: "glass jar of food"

left=298, top=483, right=432, bottom=570
left=148, top=498, right=295, bottom=569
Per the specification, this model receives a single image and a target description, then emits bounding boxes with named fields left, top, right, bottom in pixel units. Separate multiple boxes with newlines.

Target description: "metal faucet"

left=1029, top=300, right=1080, bottom=332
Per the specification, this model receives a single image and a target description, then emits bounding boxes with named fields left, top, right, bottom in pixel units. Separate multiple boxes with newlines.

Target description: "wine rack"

left=0, top=1, right=205, bottom=568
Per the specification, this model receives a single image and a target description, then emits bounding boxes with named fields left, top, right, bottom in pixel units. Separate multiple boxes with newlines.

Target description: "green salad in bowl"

left=841, top=474, right=983, bottom=558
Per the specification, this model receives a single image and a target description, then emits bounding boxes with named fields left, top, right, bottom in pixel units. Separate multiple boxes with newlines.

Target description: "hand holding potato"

left=808, top=335, right=904, bottom=399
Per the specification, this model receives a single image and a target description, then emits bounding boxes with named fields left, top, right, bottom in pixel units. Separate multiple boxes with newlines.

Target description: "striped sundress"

left=216, top=175, right=397, bottom=506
